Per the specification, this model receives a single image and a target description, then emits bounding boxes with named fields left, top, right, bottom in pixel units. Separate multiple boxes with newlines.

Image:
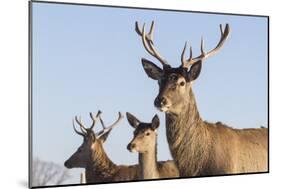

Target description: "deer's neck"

left=138, top=141, right=159, bottom=179
left=86, top=143, right=118, bottom=182
left=165, top=89, right=210, bottom=176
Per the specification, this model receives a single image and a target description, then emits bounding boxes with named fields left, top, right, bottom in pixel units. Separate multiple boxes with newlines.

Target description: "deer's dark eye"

left=146, top=132, right=150, bottom=136
left=180, top=81, right=185, bottom=86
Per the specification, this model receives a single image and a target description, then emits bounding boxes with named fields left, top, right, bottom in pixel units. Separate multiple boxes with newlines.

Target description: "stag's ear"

left=126, top=112, right=140, bottom=128
left=98, top=129, right=112, bottom=143
left=187, top=61, right=202, bottom=82
left=141, top=58, right=163, bottom=80
left=151, top=114, right=160, bottom=130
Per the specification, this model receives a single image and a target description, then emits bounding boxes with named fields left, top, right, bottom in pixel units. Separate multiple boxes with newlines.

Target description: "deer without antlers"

left=64, top=111, right=140, bottom=183
left=135, top=21, right=268, bottom=176
left=126, top=112, right=179, bottom=179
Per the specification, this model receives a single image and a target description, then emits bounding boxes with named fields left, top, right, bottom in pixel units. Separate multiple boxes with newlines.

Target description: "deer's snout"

left=154, top=96, right=168, bottom=108
left=127, top=143, right=136, bottom=152
left=64, top=160, right=72, bottom=169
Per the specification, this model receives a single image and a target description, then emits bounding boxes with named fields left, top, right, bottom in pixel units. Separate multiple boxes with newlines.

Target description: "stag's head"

left=64, top=111, right=123, bottom=169
left=135, top=21, right=230, bottom=114
left=126, top=112, right=160, bottom=153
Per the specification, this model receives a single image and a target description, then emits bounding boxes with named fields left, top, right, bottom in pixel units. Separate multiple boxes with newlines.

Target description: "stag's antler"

left=135, top=21, right=170, bottom=69
left=74, top=116, right=87, bottom=134
left=89, top=110, right=102, bottom=130
left=73, top=110, right=102, bottom=136
left=181, top=24, right=230, bottom=69
left=72, top=119, right=85, bottom=137
left=96, top=112, right=124, bottom=137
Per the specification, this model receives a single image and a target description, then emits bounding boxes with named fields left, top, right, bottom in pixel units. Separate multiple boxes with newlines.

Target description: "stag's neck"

left=86, top=142, right=118, bottom=182
left=165, top=89, right=210, bottom=176
left=138, top=142, right=159, bottom=179
left=166, top=89, right=203, bottom=131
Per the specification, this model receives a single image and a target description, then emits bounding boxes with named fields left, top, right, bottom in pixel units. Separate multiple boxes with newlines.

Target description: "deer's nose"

left=127, top=143, right=136, bottom=151
left=64, top=161, right=69, bottom=168
left=154, top=96, right=167, bottom=107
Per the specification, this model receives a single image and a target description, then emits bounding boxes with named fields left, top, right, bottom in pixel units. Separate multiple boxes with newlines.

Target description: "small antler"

left=72, top=119, right=85, bottom=137
left=181, top=24, right=230, bottom=69
left=73, top=116, right=89, bottom=137
left=135, top=21, right=170, bottom=69
left=73, top=110, right=102, bottom=136
left=89, top=110, right=102, bottom=130
left=99, top=115, right=106, bottom=130
left=97, top=112, right=124, bottom=137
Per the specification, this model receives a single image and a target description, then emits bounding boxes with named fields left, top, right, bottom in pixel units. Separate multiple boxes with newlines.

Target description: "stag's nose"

left=154, top=96, right=167, bottom=108
left=127, top=143, right=136, bottom=151
left=64, top=161, right=70, bottom=168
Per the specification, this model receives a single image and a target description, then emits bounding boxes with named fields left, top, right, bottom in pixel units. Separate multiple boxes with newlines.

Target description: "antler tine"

left=220, top=24, right=223, bottom=36
left=181, top=42, right=188, bottom=68
left=97, top=112, right=124, bottom=137
left=141, top=24, right=157, bottom=56
left=181, top=43, right=194, bottom=69
left=135, top=21, right=170, bottom=68
left=181, top=24, right=230, bottom=69
left=147, top=21, right=154, bottom=42
left=196, top=23, right=230, bottom=60
left=200, top=36, right=205, bottom=55
left=72, top=119, right=85, bottom=137
left=99, top=116, right=106, bottom=130
left=135, top=21, right=154, bottom=41
left=89, top=110, right=102, bottom=130
left=135, top=21, right=142, bottom=36
left=74, top=116, right=87, bottom=134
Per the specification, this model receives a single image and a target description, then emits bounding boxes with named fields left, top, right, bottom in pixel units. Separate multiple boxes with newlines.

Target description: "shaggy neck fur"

left=138, top=138, right=159, bottom=179
left=85, top=141, right=118, bottom=183
left=165, top=89, right=210, bottom=176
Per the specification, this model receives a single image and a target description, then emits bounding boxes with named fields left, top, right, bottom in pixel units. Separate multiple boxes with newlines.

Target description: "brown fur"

left=85, top=140, right=139, bottom=183
left=165, top=89, right=268, bottom=176
left=137, top=149, right=179, bottom=179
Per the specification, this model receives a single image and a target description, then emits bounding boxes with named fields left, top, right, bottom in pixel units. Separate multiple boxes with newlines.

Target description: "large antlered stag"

left=135, top=21, right=268, bottom=176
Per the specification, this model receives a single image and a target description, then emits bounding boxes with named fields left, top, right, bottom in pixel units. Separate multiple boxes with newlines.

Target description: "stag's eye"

left=146, top=132, right=150, bottom=136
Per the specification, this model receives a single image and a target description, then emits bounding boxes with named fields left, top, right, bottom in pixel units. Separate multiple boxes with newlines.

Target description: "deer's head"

left=135, top=21, right=230, bottom=114
left=126, top=112, right=160, bottom=153
left=64, top=111, right=123, bottom=169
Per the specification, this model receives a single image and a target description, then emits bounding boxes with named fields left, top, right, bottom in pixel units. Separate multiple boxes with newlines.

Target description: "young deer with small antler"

left=64, top=111, right=139, bottom=183
left=126, top=112, right=179, bottom=179
left=135, top=21, right=268, bottom=176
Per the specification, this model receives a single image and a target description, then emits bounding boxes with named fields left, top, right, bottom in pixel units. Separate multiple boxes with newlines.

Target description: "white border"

left=0, top=0, right=280, bottom=189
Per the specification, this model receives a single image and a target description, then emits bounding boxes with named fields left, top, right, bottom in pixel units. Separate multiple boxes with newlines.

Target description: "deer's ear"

left=98, top=129, right=112, bottom=143
left=187, top=61, right=202, bottom=82
left=141, top=58, right=163, bottom=80
left=151, top=114, right=160, bottom=130
left=126, top=112, right=140, bottom=128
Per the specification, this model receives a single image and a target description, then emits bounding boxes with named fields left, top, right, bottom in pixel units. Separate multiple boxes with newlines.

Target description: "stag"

left=135, top=21, right=268, bottom=176
left=64, top=111, right=139, bottom=183
left=126, top=112, right=179, bottom=179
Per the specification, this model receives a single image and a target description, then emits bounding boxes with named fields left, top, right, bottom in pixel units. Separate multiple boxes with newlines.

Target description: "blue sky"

left=32, top=2, right=268, bottom=185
